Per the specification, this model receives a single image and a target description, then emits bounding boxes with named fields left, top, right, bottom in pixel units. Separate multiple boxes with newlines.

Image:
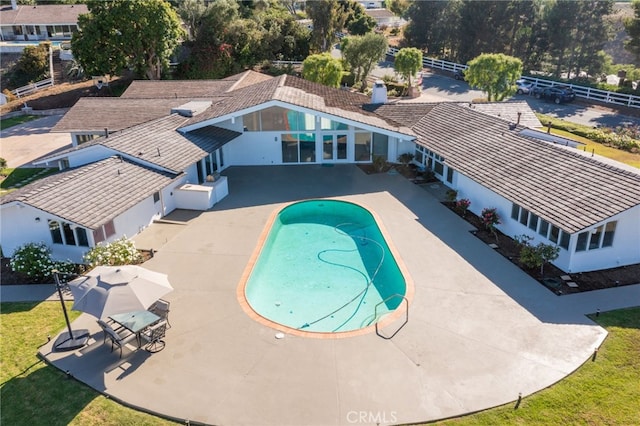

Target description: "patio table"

left=109, top=310, right=160, bottom=347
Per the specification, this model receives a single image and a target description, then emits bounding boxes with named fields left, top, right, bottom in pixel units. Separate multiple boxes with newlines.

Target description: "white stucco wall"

left=66, top=145, right=116, bottom=168
left=565, top=205, right=640, bottom=273
left=226, top=132, right=283, bottom=166
left=0, top=204, right=91, bottom=263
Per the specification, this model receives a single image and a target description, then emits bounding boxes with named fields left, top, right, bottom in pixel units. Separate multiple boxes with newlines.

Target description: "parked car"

left=453, top=69, right=467, bottom=81
left=515, top=79, right=533, bottom=95
left=532, top=86, right=576, bottom=104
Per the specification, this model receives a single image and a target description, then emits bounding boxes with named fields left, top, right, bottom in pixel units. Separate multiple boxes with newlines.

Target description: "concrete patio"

left=38, top=165, right=639, bottom=425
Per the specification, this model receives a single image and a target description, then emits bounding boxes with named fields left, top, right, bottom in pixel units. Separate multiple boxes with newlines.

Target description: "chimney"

left=517, top=112, right=522, bottom=126
left=371, top=80, right=387, bottom=104
left=104, top=128, right=109, bottom=138
left=11, top=0, right=17, bottom=10
left=547, top=121, right=552, bottom=134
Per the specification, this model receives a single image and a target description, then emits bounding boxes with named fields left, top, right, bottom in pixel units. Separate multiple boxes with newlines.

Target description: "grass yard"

left=433, top=307, right=640, bottom=425
left=1, top=302, right=638, bottom=425
left=0, top=302, right=176, bottom=426
left=0, top=167, right=57, bottom=196
left=0, top=114, right=39, bottom=130
left=549, top=128, right=640, bottom=168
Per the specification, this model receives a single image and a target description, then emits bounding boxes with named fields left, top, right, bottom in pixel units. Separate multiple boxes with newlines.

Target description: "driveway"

left=0, top=114, right=71, bottom=168
left=38, top=165, right=640, bottom=426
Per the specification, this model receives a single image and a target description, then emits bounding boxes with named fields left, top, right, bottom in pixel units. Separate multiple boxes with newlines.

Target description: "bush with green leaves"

left=515, top=235, right=560, bottom=277
left=10, top=242, right=75, bottom=282
left=83, top=236, right=142, bottom=267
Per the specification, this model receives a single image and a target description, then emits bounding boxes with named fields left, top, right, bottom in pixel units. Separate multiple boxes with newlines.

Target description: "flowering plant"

left=83, top=236, right=142, bottom=267
left=455, top=198, right=471, bottom=216
left=10, top=242, right=74, bottom=282
left=481, top=207, right=501, bottom=230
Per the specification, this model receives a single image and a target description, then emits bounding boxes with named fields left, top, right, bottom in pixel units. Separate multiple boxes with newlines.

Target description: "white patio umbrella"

left=68, top=265, right=173, bottom=319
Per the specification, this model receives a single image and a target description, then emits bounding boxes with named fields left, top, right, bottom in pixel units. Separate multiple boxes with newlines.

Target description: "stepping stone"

left=488, top=243, right=499, bottom=249
left=567, top=282, right=579, bottom=288
left=560, top=275, right=572, bottom=281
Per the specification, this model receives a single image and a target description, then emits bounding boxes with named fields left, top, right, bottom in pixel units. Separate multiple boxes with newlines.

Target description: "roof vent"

left=371, top=80, right=387, bottom=104
left=171, top=101, right=212, bottom=117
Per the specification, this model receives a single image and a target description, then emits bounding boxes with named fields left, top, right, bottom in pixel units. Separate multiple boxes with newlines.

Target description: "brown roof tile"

left=0, top=4, right=87, bottom=25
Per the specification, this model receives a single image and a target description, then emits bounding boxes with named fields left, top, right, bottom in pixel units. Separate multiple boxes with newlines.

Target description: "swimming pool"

left=241, top=200, right=408, bottom=336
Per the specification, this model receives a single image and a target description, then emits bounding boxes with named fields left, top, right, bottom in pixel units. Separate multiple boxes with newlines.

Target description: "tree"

left=516, top=235, right=560, bottom=277
left=72, top=0, right=184, bottom=80
left=341, top=1, right=376, bottom=35
left=465, top=53, right=522, bottom=101
left=341, top=33, right=388, bottom=91
left=177, top=0, right=210, bottom=41
left=387, top=0, right=411, bottom=18
left=403, top=0, right=460, bottom=59
left=306, top=0, right=346, bottom=52
left=394, top=47, right=423, bottom=94
left=625, top=0, right=640, bottom=62
left=302, top=53, right=343, bottom=87
left=9, top=42, right=50, bottom=88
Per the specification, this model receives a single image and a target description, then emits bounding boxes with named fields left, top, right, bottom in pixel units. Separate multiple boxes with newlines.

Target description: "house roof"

left=46, top=115, right=241, bottom=173
left=120, top=71, right=272, bottom=99
left=413, top=103, right=640, bottom=233
left=185, top=74, right=415, bottom=136
left=0, top=4, right=88, bottom=25
left=463, top=101, right=542, bottom=129
left=53, top=98, right=186, bottom=133
left=364, top=9, right=398, bottom=20
left=1, top=157, right=177, bottom=229
left=364, top=103, right=437, bottom=127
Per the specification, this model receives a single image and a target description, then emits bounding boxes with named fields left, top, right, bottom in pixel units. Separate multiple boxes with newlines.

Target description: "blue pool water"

left=244, top=200, right=406, bottom=333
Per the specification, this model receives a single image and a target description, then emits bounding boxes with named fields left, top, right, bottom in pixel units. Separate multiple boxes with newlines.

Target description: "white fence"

left=11, top=78, right=53, bottom=98
left=386, top=47, right=640, bottom=110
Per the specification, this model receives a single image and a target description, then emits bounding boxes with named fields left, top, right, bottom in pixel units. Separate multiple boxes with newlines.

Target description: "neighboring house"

left=2, top=70, right=639, bottom=273
left=363, top=8, right=406, bottom=28
left=0, top=2, right=87, bottom=41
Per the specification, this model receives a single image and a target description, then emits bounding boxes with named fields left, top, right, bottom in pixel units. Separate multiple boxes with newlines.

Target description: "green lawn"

left=0, top=167, right=58, bottom=196
left=549, top=129, right=640, bottom=169
left=0, top=302, right=176, bottom=426
left=0, top=115, right=39, bottom=130
left=1, top=302, right=638, bottom=425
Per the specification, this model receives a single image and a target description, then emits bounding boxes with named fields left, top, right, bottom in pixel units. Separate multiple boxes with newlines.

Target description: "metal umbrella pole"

left=52, top=270, right=89, bottom=351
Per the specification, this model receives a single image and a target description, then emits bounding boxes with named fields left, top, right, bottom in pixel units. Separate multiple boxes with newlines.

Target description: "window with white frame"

left=575, top=221, right=617, bottom=252
left=48, top=220, right=89, bottom=247
left=511, top=203, right=570, bottom=250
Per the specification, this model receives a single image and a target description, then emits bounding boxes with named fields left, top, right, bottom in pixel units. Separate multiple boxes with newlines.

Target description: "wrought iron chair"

left=103, top=326, right=137, bottom=358
left=141, top=320, right=167, bottom=353
left=149, top=299, right=171, bottom=329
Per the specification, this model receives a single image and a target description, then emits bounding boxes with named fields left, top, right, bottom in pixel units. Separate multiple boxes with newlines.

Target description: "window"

left=281, top=133, right=315, bottom=163
left=76, top=228, right=89, bottom=247
left=588, top=226, right=603, bottom=250
left=538, top=219, right=549, bottom=238
left=519, top=208, right=529, bottom=226
left=528, top=213, right=539, bottom=231
left=219, top=148, right=224, bottom=168
left=446, top=167, right=454, bottom=183
left=575, top=232, right=588, bottom=252
left=549, top=225, right=559, bottom=244
left=321, top=118, right=348, bottom=130
left=415, top=149, right=423, bottom=164
left=602, top=221, right=616, bottom=247
left=153, top=192, right=160, bottom=203
left=243, top=111, right=260, bottom=131
left=355, top=132, right=371, bottom=162
left=559, top=231, right=570, bottom=250
left=62, top=223, right=76, bottom=246
left=511, top=204, right=519, bottom=220
left=93, top=228, right=106, bottom=244
left=433, top=161, right=444, bottom=175
left=372, top=133, right=388, bottom=160
left=49, top=220, right=63, bottom=244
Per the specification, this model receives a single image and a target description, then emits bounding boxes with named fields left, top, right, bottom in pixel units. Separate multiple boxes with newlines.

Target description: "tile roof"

left=46, top=115, right=240, bottom=173
left=364, top=103, right=437, bottom=127
left=52, top=98, right=186, bottom=133
left=412, top=103, right=640, bottom=233
left=0, top=4, right=87, bottom=25
left=464, top=101, right=542, bottom=129
left=186, top=75, right=415, bottom=136
left=1, top=157, right=177, bottom=229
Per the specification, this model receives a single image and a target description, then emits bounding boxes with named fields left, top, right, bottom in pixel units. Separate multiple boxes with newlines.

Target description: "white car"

left=516, top=79, right=533, bottom=95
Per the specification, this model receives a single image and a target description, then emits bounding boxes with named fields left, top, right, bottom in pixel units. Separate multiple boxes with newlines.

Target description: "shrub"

left=518, top=239, right=560, bottom=277
left=0, top=157, right=7, bottom=169
left=372, top=155, right=387, bottom=172
left=445, top=189, right=458, bottom=202
left=455, top=198, right=470, bottom=216
left=397, top=152, right=414, bottom=165
left=10, top=242, right=75, bottom=282
left=480, top=207, right=501, bottom=230
left=83, top=236, right=143, bottom=267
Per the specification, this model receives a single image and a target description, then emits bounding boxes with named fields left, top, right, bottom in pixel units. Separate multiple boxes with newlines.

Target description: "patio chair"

left=104, top=326, right=138, bottom=358
left=140, top=320, right=167, bottom=353
left=149, top=299, right=171, bottom=329
left=96, top=319, right=111, bottom=344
